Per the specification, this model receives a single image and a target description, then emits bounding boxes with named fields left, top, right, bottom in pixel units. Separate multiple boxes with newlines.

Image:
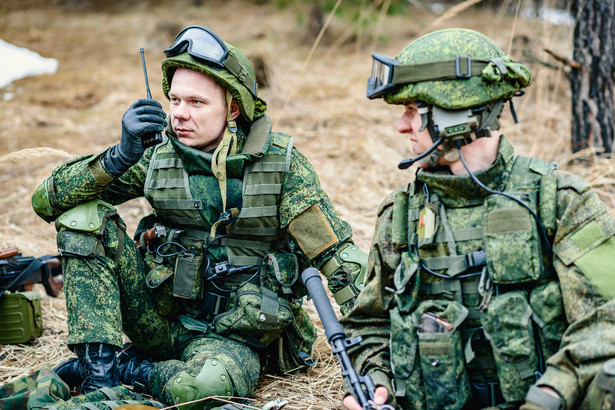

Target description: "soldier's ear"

left=231, top=99, right=240, bottom=120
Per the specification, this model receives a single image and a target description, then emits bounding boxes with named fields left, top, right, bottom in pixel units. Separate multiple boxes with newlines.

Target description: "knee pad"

left=170, top=357, right=234, bottom=409
left=56, top=200, right=122, bottom=259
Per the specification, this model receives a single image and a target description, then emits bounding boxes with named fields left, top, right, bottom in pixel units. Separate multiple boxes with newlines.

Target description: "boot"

left=116, top=347, right=155, bottom=393
left=53, top=357, right=82, bottom=390
left=73, top=343, right=121, bottom=393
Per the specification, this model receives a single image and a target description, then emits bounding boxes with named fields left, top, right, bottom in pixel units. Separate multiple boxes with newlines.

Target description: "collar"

left=415, top=135, right=516, bottom=207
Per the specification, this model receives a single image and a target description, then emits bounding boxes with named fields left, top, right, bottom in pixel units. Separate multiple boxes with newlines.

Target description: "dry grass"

left=1, top=1, right=615, bottom=409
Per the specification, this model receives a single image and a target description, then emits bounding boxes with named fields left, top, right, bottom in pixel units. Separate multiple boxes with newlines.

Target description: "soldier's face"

left=398, top=102, right=433, bottom=157
left=168, top=68, right=238, bottom=151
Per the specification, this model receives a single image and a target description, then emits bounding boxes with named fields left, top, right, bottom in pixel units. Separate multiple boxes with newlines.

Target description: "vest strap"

left=244, top=184, right=283, bottom=195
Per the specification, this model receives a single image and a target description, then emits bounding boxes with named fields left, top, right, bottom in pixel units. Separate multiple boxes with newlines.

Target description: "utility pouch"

left=143, top=252, right=177, bottom=318
left=483, top=194, right=542, bottom=284
left=481, top=290, right=538, bottom=402
left=389, top=305, right=423, bottom=403
left=529, top=281, right=566, bottom=358
left=213, top=283, right=293, bottom=349
left=267, top=302, right=317, bottom=374
left=414, top=299, right=470, bottom=410
left=0, top=291, right=43, bottom=344
left=260, top=252, right=300, bottom=297
left=173, top=253, right=203, bottom=299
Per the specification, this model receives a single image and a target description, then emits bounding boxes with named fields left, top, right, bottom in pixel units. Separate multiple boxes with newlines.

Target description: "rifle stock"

left=0, top=248, right=63, bottom=298
left=301, top=267, right=393, bottom=410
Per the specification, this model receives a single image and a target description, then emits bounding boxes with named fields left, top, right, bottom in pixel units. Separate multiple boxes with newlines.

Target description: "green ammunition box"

left=0, top=291, right=43, bottom=344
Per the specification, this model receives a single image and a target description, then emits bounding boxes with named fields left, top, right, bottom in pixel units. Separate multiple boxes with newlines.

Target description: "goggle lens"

left=366, top=53, right=399, bottom=99
left=164, top=26, right=229, bottom=68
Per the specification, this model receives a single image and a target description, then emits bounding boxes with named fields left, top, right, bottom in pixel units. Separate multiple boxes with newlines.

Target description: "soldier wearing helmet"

left=341, top=28, right=615, bottom=410
left=31, top=25, right=367, bottom=408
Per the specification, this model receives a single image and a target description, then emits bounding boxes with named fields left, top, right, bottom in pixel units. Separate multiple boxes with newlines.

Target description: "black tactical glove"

left=103, top=99, right=166, bottom=176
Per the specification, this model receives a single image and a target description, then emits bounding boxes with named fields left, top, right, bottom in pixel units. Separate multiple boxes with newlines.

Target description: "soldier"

left=341, top=28, right=615, bottom=410
left=31, top=25, right=366, bottom=408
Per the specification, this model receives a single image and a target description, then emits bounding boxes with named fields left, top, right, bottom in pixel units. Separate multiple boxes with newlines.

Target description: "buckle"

left=455, top=56, right=472, bottom=79
left=464, top=250, right=486, bottom=268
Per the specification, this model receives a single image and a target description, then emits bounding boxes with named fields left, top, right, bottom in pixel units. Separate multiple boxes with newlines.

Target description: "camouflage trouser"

left=0, top=366, right=164, bottom=410
left=57, top=202, right=261, bottom=407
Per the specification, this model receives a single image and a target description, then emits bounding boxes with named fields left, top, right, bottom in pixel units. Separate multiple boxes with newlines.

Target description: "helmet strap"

left=211, top=90, right=238, bottom=226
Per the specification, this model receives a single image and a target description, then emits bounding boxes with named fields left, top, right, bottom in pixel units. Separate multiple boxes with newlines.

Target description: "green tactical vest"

left=143, top=117, right=293, bottom=267
left=388, top=154, right=566, bottom=408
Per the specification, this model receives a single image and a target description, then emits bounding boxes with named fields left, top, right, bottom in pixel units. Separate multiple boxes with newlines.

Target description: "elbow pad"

left=32, top=177, right=58, bottom=223
left=321, top=242, right=368, bottom=305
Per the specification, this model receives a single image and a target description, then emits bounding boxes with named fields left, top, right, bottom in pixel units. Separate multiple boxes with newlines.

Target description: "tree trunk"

left=570, top=0, right=615, bottom=153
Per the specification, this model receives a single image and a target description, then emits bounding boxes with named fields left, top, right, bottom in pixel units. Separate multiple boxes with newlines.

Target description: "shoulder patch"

left=556, top=170, right=591, bottom=194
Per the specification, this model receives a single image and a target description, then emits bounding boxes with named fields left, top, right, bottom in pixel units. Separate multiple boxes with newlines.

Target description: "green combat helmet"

left=366, top=28, right=531, bottom=168
left=161, top=25, right=267, bottom=122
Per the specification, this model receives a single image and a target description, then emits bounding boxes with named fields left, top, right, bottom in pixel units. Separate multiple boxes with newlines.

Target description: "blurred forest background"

left=1, top=0, right=614, bottom=408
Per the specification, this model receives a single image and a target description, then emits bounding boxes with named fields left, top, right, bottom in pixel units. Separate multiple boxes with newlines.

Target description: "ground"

left=1, top=1, right=613, bottom=409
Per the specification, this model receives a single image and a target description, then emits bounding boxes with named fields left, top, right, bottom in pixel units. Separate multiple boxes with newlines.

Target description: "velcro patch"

left=289, top=204, right=339, bottom=260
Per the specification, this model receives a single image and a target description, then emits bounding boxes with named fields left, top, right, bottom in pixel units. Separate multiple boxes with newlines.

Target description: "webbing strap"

left=151, top=198, right=202, bottom=210
left=100, top=387, right=119, bottom=400
left=392, top=57, right=492, bottom=84
left=148, top=177, right=186, bottom=189
left=231, top=226, right=278, bottom=236
left=434, top=227, right=483, bottom=243
left=333, top=285, right=356, bottom=305
left=223, top=237, right=277, bottom=251
left=260, top=286, right=280, bottom=324
left=152, top=157, right=182, bottom=169
left=244, top=184, right=283, bottom=196
left=246, top=162, right=287, bottom=173
left=238, top=205, right=278, bottom=218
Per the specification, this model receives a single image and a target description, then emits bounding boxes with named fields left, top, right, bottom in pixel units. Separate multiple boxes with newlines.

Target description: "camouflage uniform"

left=341, top=29, right=615, bottom=410
left=29, top=27, right=366, bottom=409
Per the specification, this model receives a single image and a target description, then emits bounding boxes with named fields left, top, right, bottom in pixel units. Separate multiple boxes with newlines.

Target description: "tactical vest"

left=388, top=154, right=566, bottom=408
left=143, top=127, right=293, bottom=267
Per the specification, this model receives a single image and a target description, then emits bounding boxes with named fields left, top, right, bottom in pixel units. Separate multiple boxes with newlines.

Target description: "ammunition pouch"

left=481, top=290, right=539, bottom=402
left=483, top=194, right=542, bottom=284
left=390, top=299, right=470, bottom=409
left=212, top=282, right=294, bottom=349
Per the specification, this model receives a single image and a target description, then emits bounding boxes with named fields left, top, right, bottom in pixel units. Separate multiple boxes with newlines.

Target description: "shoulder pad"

left=268, top=132, right=293, bottom=154
left=556, top=170, right=591, bottom=194
left=378, top=184, right=411, bottom=217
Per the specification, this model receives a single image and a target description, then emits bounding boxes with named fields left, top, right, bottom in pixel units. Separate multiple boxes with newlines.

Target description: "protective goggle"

left=164, top=25, right=258, bottom=97
left=366, top=52, right=493, bottom=99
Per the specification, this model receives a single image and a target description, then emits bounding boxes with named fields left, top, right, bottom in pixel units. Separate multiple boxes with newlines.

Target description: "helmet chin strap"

left=211, top=90, right=238, bottom=217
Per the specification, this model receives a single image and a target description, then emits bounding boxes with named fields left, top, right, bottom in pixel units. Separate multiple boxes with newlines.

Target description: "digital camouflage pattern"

left=0, top=366, right=164, bottom=410
left=341, top=136, right=615, bottom=409
left=383, top=28, right=531, bottom=110
left=29, top=112, right=361, bottom=407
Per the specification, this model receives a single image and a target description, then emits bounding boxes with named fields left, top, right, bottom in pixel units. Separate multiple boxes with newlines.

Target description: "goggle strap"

left=392, top=57, right=491, bottom=85
left=224, top=53, right=258, bottom=97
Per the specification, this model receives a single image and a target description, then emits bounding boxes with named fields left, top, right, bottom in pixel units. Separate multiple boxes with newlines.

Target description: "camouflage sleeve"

left=279, top=148, right=364, bottom=313
left=535, top=170, right=615, bottom=408
left=340, top=193, right=400, bottom=395
left=32, top=147, right=152, bottom=221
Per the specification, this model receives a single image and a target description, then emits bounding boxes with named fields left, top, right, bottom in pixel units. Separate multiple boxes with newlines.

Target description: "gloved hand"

left=103, top=99, right=166, bottom=176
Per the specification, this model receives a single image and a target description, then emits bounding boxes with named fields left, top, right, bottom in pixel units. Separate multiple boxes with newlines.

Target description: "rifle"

left=0, top=247, right=63, bottom=298
left=301, top=267, right=394, bottom=410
